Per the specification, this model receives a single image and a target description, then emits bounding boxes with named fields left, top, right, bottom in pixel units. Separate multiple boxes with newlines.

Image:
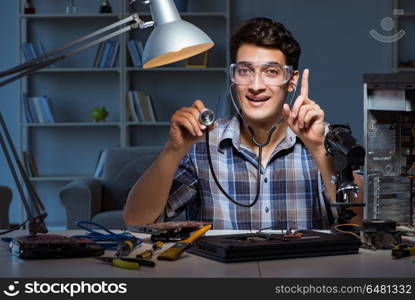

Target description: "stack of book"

left=127, top=39, right=144, bottom=67
left=22, top=42, right=46, bottom=61
left=93, top=40, right=120, bottom=68
left=126, top=90, right=158, bottom=122
left=22, top=95, right=55, bottom=124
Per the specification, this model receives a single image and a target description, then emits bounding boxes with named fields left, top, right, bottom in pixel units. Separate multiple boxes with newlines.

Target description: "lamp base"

left=11, top=234, right=104, bottom=259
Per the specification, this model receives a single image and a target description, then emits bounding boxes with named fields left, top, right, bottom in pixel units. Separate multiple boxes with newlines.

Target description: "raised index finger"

left=301, top=69, right=309, bottom=98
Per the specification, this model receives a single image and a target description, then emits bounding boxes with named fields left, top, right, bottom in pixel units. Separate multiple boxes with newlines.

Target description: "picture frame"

left=185, top=51, right=208, bottom=68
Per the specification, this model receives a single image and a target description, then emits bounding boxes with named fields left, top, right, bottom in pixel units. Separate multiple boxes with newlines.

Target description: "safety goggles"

left=229, top=62, right=294, bottom=86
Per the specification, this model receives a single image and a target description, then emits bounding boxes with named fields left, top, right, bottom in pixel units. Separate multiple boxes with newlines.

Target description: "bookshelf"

left=393, top=0, right=415, bottom=72
left=18, top=0, right=230, bottom=228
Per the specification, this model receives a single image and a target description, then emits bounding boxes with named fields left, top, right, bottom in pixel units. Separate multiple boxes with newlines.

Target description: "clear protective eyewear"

left=230, top=62, right=294, bottom=86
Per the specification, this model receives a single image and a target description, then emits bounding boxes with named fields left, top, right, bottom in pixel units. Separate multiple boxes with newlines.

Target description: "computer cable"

left=71, top=221, right=143, bottom=250
left=0, top=219, right=28, bottom=236
left=334, top=223, right=361, bottom=240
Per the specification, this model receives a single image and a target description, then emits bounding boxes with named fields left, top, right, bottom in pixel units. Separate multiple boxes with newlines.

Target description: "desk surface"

left=1, top=230, right=414, bottom=278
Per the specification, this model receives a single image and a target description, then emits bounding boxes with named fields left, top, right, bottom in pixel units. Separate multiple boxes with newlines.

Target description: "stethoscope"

left=199, top=81, right=298, bottom=208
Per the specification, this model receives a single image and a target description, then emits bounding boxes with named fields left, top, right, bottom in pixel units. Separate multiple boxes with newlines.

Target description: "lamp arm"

left=0, top=13, right=154, bottom=87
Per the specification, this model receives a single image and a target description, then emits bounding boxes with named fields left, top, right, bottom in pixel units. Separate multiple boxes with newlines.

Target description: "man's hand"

left=282, top=69, right=325, bottom=152
left=168, top=99, right=208, bottom=154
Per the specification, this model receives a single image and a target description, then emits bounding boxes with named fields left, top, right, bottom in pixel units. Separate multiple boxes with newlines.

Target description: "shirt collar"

left=217, top=115, right=298, bottom=153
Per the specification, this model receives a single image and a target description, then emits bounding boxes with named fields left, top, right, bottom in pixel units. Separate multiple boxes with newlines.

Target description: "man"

left=124, top=18, right=339, bottom=230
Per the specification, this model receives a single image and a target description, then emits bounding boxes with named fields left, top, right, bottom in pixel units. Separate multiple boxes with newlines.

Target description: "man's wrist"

left=164, top=141, right=190, bottom=160
left=306, top=143, right=326, bottom=157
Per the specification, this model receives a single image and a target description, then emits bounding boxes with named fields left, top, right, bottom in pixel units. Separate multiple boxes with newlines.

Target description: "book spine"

left=109, top=40, right=120, bottom=68
left=94, top=150, right=107, bottom=177
left=28, top=43, right=37, bottom=58
left=135, top=40, right=144, bottom=56
left=131, top=40, right=142, bottom=67
left=22, top=44, right=33, bottom=61
left=34, top=43, right=45, bottom=57
left=99, top=41, right=111, bottom=68
left=22, top=94, right=32, bottom=123
left=127, top=40, right=141, bottom=67
left=127, top=91, right=138, bottom=122
left=27, top=97, right=39, bottom=123
left=104, top=41, right=115, bottom=68
left=132, top=91, right=144, bottom=122
left=93, top=43, right=105, bottom=68
left=138, top=91, right=151, bottom=122
left=146, top=94, right=157, bottom=122
left=39, top=96, right=55, bottom=123
left=32, top=97, right=45, bottom=123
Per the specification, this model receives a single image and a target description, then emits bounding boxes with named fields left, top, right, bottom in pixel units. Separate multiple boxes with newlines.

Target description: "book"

left=27, top=97, right=39, bottom=123
left=38, top=96, right=55, bottom=123
left=134, top=40, right=144, bottom=56
left=32, top=97, right=45, bottom=123
left=109, top=40, right=120, bottom=68
left=146, top=94, right=157, bottom=122
left=22, top=44, right=33, bottom=61
left=34, top=43, right=45, bottom=57
left=138, top=91, right=152, bottom=122
left=127, top=40, right=142, bottom=67
left=104, top=41, right=115, bottom=68
left=93, top=43, right=105, bottom=68
left=21, top=94, right=33, bottom=123
left=99, top=41, right=112, bottom=68
left=132, top=91, right=144, bottom=122
left=94, top=150, right=108, bottom=177
left=28, top=44, right=37, bottom=60
left=127, top=91, right=139, bottom=122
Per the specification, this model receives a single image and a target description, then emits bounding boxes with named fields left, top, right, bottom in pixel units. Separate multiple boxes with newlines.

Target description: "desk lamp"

left=0, top=0, right=214, bottom=258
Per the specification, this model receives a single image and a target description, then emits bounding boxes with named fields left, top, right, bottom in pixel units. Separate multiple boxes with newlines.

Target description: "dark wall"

left=231, top=0, right=394, bottom=143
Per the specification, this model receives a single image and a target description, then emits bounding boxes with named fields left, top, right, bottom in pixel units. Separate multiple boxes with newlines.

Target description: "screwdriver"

left=157, top=224, right=211, bottom=261
left=95, top=257, right=156, bottom=268
left=115, top=239, right=137, bottom=258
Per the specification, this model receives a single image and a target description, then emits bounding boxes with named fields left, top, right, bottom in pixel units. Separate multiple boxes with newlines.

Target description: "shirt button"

left=265, top=207, right=269, bottom=213
left=264, top=177, right=268, bottom=183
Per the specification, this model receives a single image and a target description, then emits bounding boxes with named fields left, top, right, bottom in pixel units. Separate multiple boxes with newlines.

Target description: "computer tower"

left=363, top=73, right=415, bottom=225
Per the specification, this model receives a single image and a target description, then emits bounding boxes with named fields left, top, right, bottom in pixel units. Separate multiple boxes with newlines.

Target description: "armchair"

left=59, top=146, right=162, bottom=229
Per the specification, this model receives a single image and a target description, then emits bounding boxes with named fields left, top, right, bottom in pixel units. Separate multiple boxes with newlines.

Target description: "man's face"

left=235, top=44, right=297, bottom=125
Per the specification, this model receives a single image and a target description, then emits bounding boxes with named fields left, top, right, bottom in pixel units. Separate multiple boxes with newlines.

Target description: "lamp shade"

left=142, top=0, right=214, bottom=68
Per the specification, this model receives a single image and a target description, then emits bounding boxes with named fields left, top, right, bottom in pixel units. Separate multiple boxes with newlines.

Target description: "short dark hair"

left=231, top=17, right=301, bottom=70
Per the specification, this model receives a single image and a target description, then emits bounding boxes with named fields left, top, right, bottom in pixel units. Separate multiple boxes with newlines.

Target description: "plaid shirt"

left=165, top=115, right=330, bottom=230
